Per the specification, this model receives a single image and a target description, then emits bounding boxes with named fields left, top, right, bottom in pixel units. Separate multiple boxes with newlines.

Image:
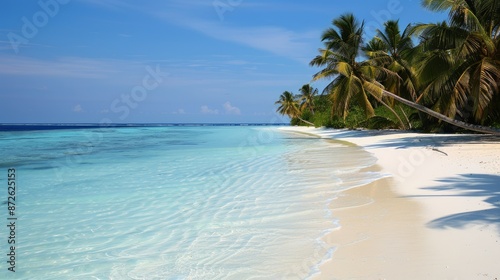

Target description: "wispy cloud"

left=200, top=105, right=219, bottom=115
left=0, top=54, right=304, bottom=92
left=92, top=1, right=318, bottom=63
left=76, top=0, right=136, bottom=10
left=0, top=40, right=50, bottom=53
left=0, top=54, right=138, bottom=78
left=160, top=15, right=317, bottom=63
left=74, top=1, right=319, bottom=63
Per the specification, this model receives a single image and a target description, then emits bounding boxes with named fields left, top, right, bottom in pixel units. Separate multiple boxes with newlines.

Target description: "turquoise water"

left=0, top=126, right=382, bottom=279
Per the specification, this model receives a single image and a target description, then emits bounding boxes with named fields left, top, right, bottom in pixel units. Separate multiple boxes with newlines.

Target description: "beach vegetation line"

left=276, top=0, right=500, bottom=135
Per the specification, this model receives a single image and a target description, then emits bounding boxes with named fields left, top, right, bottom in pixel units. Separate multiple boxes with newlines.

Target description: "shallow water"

left=0, top=126, right=383, bottom=279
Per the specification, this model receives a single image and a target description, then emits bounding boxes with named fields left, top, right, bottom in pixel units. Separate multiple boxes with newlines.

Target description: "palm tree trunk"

left=399, top=106, right=412, bottom=129
left=380, top=89, right=500, bottom=135
left=297, top=117, right=315, bottom=126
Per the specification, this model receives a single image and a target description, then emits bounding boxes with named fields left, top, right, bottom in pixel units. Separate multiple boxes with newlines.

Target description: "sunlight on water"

left=0, top=126, right=384, bottom=279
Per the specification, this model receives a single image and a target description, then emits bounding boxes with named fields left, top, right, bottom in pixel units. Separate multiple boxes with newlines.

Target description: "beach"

left=1, top=125, right=499, bottom=279
left=281, top=127, right=500, bottom=279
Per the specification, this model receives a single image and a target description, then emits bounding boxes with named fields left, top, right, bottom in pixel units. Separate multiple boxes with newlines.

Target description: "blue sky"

left=0, top=0, right=446, bottom=123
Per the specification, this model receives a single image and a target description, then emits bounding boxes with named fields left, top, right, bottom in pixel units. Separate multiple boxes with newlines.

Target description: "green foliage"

left=342, top=106, right=365, bottom=128
left=300, top=109, right=313, bottom=121
left=415, top=0, right=500, bottom=125
left=311, top=111, right=334, bottom=127
left=277, top=0, right=500, bottom=133
left=290, top=117, right=301, bottom=126
left=327, top=116, right=347, bottom=129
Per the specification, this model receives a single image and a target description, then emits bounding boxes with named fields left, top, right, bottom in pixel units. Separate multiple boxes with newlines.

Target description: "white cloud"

left=73, top=104, right=84, bottom=113
left=223, top=101, right=241, bottom=115
left=200, top=105, right=219, bottom=115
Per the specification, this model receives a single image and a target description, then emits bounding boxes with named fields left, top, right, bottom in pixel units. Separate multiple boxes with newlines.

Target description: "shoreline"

left=281, top=127, right=500, bottom=279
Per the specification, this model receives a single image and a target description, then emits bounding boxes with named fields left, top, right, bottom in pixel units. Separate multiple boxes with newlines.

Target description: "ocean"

left=0, top=125, right=383, bottom=279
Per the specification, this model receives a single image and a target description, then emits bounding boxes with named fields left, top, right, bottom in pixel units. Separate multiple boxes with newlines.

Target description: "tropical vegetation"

left=274, top=90, right=314, bottom=126
left=275, top=0, right=500, bottom=135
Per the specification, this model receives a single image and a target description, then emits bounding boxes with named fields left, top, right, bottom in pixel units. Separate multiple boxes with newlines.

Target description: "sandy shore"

left=281, top=127, right=500, bottom=279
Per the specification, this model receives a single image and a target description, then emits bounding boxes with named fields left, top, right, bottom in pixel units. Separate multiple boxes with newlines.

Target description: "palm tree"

left=365, top=20, right=426, bottom=128
left=416, top=0, right=500, bottom=125
left=310, top=13, right=407, bottom=128
left=298, top=84, right=318, bottom=114
left=365, top=20, right=420, bottom=103
left=275, top=91, right=314, bottom=126
left=311, top=13, right=500, bottom=134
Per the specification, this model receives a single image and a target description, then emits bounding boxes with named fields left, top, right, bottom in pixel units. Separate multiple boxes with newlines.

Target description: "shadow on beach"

left=316, top=129, right=500, bottom=150
left=368, top=135, right=500, bottom=150
left=412, top=174, right=500, bottom=233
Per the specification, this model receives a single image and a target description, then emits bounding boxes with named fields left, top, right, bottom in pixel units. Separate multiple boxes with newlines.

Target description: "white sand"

left=281, top=127, right=500, bottom=279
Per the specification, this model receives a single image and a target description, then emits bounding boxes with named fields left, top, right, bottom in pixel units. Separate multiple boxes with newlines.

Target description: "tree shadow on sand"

left=413, top=174, right=500, bottom=233
left=365, top=134, right=499, bottom=150
left=314, top=129, right=499, bottom=150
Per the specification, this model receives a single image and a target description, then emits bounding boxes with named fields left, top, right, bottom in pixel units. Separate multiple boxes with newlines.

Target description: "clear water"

left=0, top=126, right=383, bottom=279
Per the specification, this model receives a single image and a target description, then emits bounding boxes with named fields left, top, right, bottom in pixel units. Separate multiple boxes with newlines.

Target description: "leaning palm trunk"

left=297, top=117, right=315, bottom=126
left=378, top=87, right=500, bottom=135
